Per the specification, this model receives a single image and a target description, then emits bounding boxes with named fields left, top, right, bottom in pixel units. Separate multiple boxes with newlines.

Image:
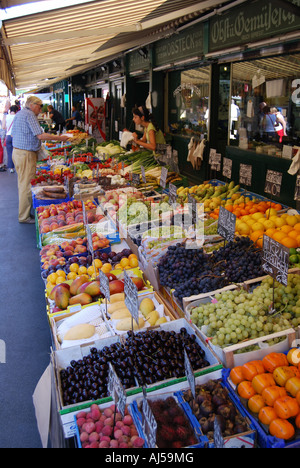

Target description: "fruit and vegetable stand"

left=32, top=130, right=300, bottom=449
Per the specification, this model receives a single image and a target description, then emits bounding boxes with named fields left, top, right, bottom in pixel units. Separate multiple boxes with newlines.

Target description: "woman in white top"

left=2, top=105, right=19, bottom=172
left=270, top=107, right=287, bottom=143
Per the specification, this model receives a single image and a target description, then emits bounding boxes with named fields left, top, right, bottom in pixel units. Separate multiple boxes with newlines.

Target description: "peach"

left=114, top=429, right=123, bottom=439
left=89, top=432, right=100, bottom=443
left=99, top=441, right=109, bottom=448
left=123, top=415, right=133, bottom=426
left=82, top=422, right=96, bottom=434
left=102, top=425, right=113, bottom=437
left=80, top=432, right=89, bottom=443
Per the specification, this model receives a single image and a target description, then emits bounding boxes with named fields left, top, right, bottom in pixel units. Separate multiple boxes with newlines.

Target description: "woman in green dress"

left=132, top=105, right=165, bottom=151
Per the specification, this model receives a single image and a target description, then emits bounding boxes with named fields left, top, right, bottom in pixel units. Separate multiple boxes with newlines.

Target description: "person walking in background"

left=270, top=107, right=287, bottom=143
left=11, top=96, right=70, bottom=224
left=2, top=105, right=19, bottom=173
left=47, top=105, right=65, bottom=132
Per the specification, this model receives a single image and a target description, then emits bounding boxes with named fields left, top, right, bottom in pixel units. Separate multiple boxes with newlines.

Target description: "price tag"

left=86, top=225, right=93, bottom=254
left=160, top=167, right=168, bottom=189
left=142, top=395, right=157, bottom=449
left=188, top=194, right=197, bottom=225
left=222, top=158, right=232, bottom=179
left=124, top=271, right=139, bottom=326
left=209, top=153, right=221, bottom=172
left=209, top=148, right=217, bottom=164
left=132, top=173, right=140, bottom=185
left=239, top=164, right=252, bottom=187
left=294, top=175, right=300, bottom=201
left=141, top=166, right=146, bottom=184
left=217, top=206, right=236, bottom=242
left=184, top=349, right=196, bottom=399
left=169, top=183, right=177, bottom=205
left=108, top=362, right=126, bottom=418
left=98, top=269, right=110, bottom=302
left=262, top=235, right=289, bottom=286
left=265, top=170, right=282, bottom=198
left=81, top=200, right=87, bottom=225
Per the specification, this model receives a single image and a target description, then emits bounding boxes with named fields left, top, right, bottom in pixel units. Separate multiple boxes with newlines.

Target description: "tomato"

left=269, top=418, right=295, bottom=440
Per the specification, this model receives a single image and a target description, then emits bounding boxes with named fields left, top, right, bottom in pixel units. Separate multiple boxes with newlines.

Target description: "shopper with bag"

left=2, top=105, right=19, bottom=173
left=11, top=96, right=70, bottom=224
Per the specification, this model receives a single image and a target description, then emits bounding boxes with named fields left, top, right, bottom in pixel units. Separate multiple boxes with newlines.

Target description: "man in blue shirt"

left=65, top=105, right=83, bottom=130
left=11, top=95, right=70, bottom=224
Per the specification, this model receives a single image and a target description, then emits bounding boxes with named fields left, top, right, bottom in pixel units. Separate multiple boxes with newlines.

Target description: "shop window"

left=169, top=65, right=210, bottom=138
left=230, top=53, right=300, bottom=151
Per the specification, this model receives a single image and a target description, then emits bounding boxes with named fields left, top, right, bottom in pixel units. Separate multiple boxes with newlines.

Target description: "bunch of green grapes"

left=190, top=273, right=300, bottom=349
left=204, top=219, right=219, bottom=236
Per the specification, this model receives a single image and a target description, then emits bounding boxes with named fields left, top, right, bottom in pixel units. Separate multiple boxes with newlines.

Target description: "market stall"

left=29, top=129, right=300, bottom=449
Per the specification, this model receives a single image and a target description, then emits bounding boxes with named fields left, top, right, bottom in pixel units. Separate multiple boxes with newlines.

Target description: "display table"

left=225, top=146, right=297, bottom=208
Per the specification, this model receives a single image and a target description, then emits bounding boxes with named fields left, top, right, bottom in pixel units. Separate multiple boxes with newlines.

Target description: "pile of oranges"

left=209, top=200, right=283, bottom=220
left=236, top=212, right=300, bottom=249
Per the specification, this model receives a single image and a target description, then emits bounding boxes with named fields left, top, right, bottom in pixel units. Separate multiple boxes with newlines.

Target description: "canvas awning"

left=0, top=0, right=233, bottom=91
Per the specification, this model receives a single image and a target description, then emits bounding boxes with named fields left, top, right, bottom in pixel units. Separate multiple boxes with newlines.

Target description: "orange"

left=225, top=205, right=233, bottom=212
left=294, top=223, right=300, bottom=232
left=273, top=231, right=287, bottom=243
left=288, top=230, right=300, bottom=240
left=265, top=228, right=277, bottom=239
left=280, top=237, right=298, bottom=249
left=250, top=230, right=264, bottom=244
left=256, top=237, right=264, bottom=249
left=280, top=225, right=294, bottom=234
left=296, top=235, right=300, bottom=247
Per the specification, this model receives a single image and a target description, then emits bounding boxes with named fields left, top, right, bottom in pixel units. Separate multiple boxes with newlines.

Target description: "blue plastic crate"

left=32, top=193, right=71, bottom=209
left=222, top=368, right=295, bottom=448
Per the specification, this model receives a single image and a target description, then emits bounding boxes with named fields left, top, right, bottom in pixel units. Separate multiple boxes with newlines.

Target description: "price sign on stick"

left=98, top=269, right=110, bottom=317
left=169, top=183, right=177, bottom=205
left=210, top=153, right=222, bottom=172
left=108, top=362, right=126, bottom=418
left=124, top=271, right=139, bottom=326
left=142, top=395, right=157, bottom=449
left=160, top=167, right=168, bottom=189
left=262, top=235, right=289, bottom=287
left=184, top=349, right=196, bottom=399
left=132, top=173, right=140, bottom=186
left=141, top=166, right=146, bottom=184
left=218, top=206, right=236, bottom=242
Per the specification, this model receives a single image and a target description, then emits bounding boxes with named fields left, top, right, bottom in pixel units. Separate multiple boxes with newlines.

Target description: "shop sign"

left=154, top=24, right=204, bottom=67
left=127, top=49, right=149, bottom=73
left=209, top=0, right=300, bottom=52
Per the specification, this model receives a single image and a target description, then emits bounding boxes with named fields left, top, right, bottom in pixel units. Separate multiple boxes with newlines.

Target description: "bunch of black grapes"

left=158, top=237, right=264, bottom=303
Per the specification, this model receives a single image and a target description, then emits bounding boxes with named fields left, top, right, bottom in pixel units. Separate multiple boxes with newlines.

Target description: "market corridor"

left=0, top=171, right=51, bottom=448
